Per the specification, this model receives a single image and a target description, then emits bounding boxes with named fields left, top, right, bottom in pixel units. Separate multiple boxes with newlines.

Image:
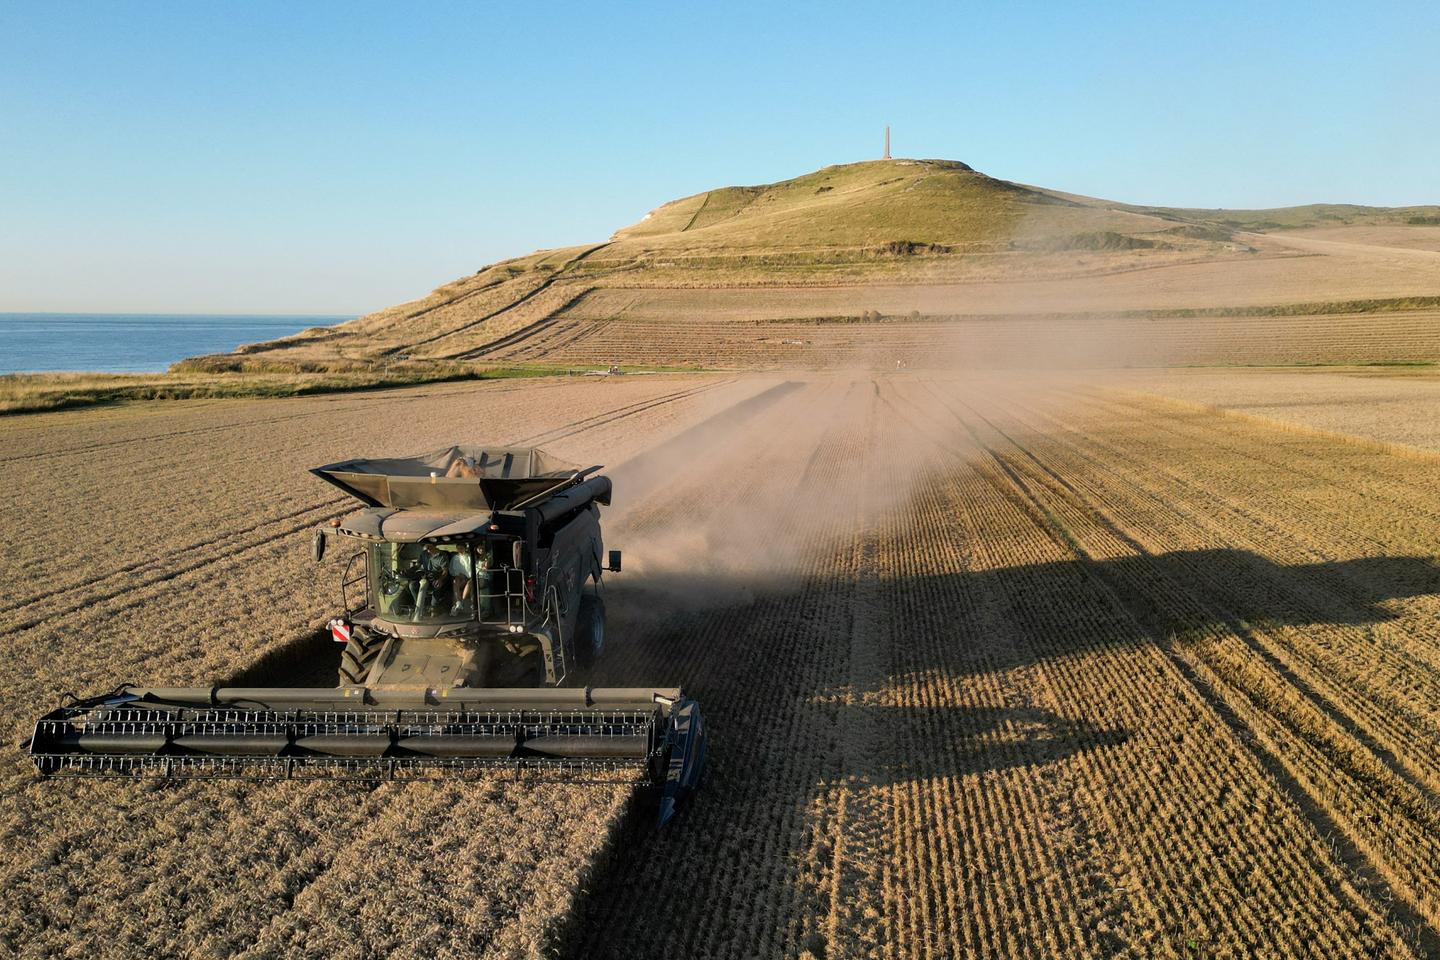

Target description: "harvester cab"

left=24, top=446, right=705, bottom=826
left=310, top=446, right=618, bottom=689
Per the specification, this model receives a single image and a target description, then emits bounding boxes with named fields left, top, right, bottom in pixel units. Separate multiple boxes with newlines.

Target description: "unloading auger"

left=24, top=446, right=706, bottom=826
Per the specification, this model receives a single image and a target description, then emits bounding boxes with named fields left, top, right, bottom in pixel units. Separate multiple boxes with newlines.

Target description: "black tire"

left=338, top=629, right=384, bottom=685
left=573, top=593, right=606, bottom=673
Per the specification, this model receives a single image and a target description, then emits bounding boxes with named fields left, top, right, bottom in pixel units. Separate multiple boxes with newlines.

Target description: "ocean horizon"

left=0, top=312, right=354, bottom=375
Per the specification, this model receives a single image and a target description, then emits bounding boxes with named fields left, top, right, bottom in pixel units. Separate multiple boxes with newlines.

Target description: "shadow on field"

left=563, top=547, right=1440, bottom=958
left=222, top=622, right=340, bottom=687
left=598, top=548, right=1440, bottom=679
left=861, top=704, right=1131, bottom=785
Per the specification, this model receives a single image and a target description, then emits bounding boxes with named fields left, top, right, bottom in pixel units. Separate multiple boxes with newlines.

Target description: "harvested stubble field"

left=1112, top=367, right=1440, bottom=453
left=0, top=373, right=752, bottom=959
left=6, top=371, right=1440, bottom=959
left=474, top=307, right=1440, bottom=369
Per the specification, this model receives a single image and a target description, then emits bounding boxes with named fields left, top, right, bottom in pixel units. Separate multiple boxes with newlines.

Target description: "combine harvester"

left=24, top=447, right=706, bottom=825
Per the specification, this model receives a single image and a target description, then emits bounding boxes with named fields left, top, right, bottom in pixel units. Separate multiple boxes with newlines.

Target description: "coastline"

left=0, top=312, right=354, bottom=375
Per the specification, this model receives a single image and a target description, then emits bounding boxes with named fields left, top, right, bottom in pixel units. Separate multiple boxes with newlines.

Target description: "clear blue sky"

left=2, top=1, right=1436, bottom=314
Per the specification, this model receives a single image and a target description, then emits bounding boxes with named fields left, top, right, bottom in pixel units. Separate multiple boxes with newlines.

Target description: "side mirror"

left=312, top=529, right=327, bottom=563
left=607, top=549, right=622, bottom=573
left=512, top=540, right=524, bottom=570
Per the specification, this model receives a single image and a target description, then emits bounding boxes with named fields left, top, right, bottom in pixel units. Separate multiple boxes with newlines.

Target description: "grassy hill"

left=175, top=158, right=1440, bottom=373
left=592, top=158, right=1206, bottom=272
left=610, top=159, right=1115, bottom=248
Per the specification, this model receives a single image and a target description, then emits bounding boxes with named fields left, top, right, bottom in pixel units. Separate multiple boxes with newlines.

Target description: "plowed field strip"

left=823, top=396, right=896, bottom=960
left=866, top=383, right=1124, bottom=958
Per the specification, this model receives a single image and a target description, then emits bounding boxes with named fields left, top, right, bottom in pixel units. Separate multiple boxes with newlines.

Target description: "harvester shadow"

left=858, top=704, right=1130, bottom=786
left=597, top=548, right=1440, bottom=685
left=562, top=547, right=1440, bottom=957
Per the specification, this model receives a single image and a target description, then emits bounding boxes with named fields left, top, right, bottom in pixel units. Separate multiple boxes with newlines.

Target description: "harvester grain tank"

left=24, top=446, right=706, bottom=825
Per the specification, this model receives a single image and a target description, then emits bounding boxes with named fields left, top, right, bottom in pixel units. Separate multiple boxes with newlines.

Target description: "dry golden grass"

left=0, top=367, right=482, bottom=415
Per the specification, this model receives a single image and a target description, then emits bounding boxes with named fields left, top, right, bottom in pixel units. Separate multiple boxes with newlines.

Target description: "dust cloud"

left=602, top=371, right=984, bottom=615
left=597, top=210, right=1196, bottom=614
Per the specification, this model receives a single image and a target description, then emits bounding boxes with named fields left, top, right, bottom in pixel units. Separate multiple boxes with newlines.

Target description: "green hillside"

left=1122, top=201, right=1440, bottom=232
left=607, top=158, right=1164, bottom=254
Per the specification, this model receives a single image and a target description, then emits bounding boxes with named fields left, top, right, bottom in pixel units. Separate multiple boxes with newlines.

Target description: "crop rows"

left=6, top=372, right=1440, bottom=957
left=573, top=375, right=1439, bottom=958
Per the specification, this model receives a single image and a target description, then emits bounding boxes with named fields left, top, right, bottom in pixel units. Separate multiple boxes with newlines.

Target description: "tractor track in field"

left=0, top=381, right=515, bottom=465
left=0, top=500, right=348, bottom=634
left=0, top=373, right=668, bottom=467
left=514, top=380, right=731, bottom=447
left=0, top=498, right=349, bottom=620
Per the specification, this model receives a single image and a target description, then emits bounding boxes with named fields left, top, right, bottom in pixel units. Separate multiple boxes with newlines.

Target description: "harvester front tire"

left=574, top=593, right=606, bottom=673
left=338, top=630, right=383, bottom=685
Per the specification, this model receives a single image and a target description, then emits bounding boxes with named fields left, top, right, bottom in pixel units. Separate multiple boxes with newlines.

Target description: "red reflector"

left=524, top=577, right=536, bottom=603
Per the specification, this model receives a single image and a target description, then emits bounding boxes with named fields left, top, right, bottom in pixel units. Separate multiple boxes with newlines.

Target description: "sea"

left=0, top=313, right=354, bottom=375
